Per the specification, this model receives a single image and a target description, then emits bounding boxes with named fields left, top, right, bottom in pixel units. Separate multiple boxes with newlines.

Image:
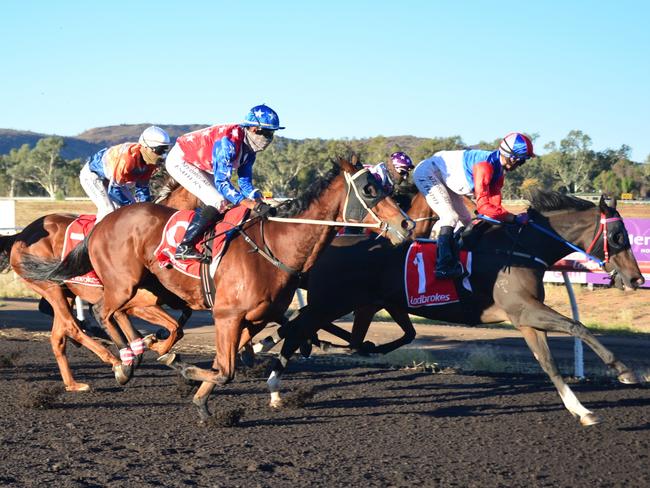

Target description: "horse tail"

left=0, top=233, right=17, bottom=272
left=19, top=237, right=92, bottom=283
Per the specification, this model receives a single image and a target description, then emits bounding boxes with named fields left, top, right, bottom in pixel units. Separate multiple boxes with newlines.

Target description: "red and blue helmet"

left=241, top=104, right=285, bottom=130
left=390, top=152, right=414, bottom=173
left=499, top=132, right=535, bottom=162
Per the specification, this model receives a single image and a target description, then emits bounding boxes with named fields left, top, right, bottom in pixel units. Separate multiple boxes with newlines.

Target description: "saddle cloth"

left=61, top=215, right=102, bottom=287
left=404, top=240, right=472, bottom=307
left=154, top=206, right=249, bottom=279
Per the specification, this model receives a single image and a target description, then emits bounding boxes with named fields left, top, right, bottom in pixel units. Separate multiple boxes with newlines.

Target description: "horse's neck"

left=158, top=186, right=200, bottom=210
left=268, top=177, right=345, bottom=273
left=535, top=207, right=599, bottom=262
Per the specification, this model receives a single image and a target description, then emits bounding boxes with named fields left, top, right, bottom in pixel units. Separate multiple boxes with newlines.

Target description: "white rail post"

left=561, top=272, right=584, bottom=379
left=75, top=296, right=86, bottom=322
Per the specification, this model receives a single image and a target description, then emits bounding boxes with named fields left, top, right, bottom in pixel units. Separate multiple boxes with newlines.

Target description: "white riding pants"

left=79, top=162, right=119, bottom=221
left=413, top=159, right=473, bottom=236
left=165, top=144, right=228, bottom=211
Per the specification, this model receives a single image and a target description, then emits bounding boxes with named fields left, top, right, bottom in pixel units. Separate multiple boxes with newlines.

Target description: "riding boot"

left=174, top=206, right=220, bottom=260
left=435, top=226, right=464, bottom=280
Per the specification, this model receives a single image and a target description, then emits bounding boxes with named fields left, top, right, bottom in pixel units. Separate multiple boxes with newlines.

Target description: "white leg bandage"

left=165, top=145, right=227, bottom=211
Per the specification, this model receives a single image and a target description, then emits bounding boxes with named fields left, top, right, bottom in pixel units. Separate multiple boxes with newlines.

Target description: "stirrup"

left=174, top=245, right=205, bottom=261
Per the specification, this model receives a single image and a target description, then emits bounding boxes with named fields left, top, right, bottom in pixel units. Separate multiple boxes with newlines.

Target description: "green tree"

left=7, top=137, right=72, bottom=198
left=544, top=130, right=597, bottom=193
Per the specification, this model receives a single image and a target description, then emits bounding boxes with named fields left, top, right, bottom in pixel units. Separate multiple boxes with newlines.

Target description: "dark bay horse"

left=0, top=180, right=200, bottom=391
left=265, top=191, right=645, bottom=426
left=19, top=158, right=413, bottom=419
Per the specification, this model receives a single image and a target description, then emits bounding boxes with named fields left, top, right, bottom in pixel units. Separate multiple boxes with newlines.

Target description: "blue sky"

left=2, top=1, right=649, bottom=161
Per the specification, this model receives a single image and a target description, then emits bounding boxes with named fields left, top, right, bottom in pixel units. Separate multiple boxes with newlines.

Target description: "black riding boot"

left=435, top=226, right=464, bottom=280
left=174, top=206, right=219, bottom=260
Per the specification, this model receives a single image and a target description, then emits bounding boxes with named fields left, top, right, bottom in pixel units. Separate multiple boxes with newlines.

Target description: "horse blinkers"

left=342, top=168, right=386, bottom=222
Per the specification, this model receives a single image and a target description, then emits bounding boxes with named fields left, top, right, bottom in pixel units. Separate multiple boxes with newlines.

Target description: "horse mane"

left=526, top=189, right=595, bottom=213
left=154, top=174, right=181, bottom=204
left=275, top=165, right=342, bottom=218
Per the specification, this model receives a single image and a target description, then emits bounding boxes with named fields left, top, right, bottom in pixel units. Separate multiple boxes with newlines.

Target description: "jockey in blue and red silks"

left=165, top=104, right=284, bottom=260
left=413, top=132, right=536, bottom=279
left=79, top=126, right=171, bottom=221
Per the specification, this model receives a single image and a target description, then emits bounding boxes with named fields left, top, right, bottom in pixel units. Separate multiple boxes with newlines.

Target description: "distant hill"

left=0, top=124, right=208, bottom=160
left=0, top=126, right=434, bottom=160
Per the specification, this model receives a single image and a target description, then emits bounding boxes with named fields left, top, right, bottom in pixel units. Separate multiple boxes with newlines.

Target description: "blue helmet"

left=241, top=104, right=285, bottom=130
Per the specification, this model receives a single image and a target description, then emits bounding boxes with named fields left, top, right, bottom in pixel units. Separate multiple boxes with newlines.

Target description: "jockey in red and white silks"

left=165, top=104, right=284, bottom=260
left=413, top=132, right=535, bottom=279
left=79, top=126, right=170, bottom=221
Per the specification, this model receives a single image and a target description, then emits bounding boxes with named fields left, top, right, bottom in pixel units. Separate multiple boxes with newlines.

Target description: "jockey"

left=79, top=126, right=171, bottom=221
left=413, top=132, right=535, bottom=279
left=340, top=152, right=414, bottom=236
left=165, top=104, right=284, bottom=260
left=366, top=151, right=414, bottom=194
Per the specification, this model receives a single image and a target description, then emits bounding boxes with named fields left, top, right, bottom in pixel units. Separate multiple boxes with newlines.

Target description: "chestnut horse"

left=19, top=158, right=413, bottom=419
left=265, top=191, right=645, bottom=426
left=0, top=179, right=200, bottom=391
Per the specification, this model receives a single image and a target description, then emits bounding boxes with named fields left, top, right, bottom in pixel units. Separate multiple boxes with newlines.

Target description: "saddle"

left=154, top=207, right=250, bottom=306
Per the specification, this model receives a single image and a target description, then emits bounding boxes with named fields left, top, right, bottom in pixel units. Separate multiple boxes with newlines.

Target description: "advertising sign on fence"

left=544, top=218, right=650, bottom=288
left=0, top=200, right=16, bottom=235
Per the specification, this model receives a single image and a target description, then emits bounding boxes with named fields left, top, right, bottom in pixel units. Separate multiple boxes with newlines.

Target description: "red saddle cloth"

left=61, top=215, right=102, bottom=287
left=404, top=240, right=471, bottom=307
left=154, top=206, right=249, bottom=279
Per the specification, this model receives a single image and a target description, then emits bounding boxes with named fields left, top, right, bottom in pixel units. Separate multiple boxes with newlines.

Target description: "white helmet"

left=139, top=126, right=171, bottom=151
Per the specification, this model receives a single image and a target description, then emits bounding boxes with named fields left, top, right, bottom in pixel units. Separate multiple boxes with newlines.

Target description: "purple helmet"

left=390, top=152, right=414, bottom=173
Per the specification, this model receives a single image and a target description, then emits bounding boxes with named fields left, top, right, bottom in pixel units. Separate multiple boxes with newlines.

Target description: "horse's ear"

left=598, top=194, right=610, bottom=214
left=611, top=196, right=618, bottom=210
left=350, top=153, right=363, bottom=170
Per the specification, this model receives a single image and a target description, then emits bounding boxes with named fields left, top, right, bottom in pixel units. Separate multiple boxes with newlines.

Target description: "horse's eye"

left=363, top=184, right=378, bottom=198
left=613, top=232, right=626, bottom=247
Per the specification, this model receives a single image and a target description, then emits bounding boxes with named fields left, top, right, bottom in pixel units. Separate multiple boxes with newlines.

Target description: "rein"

left=477, top=211, right=612, bottom=268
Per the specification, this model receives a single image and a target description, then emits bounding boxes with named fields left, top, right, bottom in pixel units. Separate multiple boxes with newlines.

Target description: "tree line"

left=1, top=130, right=649, bottom=200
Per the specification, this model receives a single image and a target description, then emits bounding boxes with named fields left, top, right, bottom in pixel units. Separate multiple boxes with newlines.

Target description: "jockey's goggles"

left=256, top=128, right=275, bottom=139
left=152, top=145, right=171, bottom=155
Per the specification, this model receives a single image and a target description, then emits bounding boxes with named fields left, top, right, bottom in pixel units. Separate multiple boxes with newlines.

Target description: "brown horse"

left=265, top=191, right=645, bottom=426
left=19, top=158, right=413, bottom=419
left=0, top=178, right=200, bottom=391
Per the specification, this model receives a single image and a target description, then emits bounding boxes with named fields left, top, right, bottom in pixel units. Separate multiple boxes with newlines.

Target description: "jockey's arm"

left=473, top=162, right=513, bottom=222
left=212, top=137, right=252, bottom=207
left=107, top=183, right=134, bottom=206
left=236, top=161, right=263, bottom=201
left=133, top=181, right=152, bottom=203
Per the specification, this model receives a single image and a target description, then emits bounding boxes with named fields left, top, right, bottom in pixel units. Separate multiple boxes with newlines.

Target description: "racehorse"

left=264, top=191, right=645, bottom=426
left=19, top=157, right=413, bottom=419
left=0, top=178, right=200, bottom=391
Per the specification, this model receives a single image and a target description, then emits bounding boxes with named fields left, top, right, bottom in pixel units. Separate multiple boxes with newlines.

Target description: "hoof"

left=65, top=383, right=91, bottom=392
left=618, top=371, right=640, bottom=385
left=580, top=413, right=602, bottom=426
left=239, top=350, right=255, bottom=368
left=113, top=363, right=132, bottom=385
left=157, top=352, right=177, bottom=367
left=134, top=353, right=143, bottom=368
left=253, top=337, right=275, bottom=354
left=143, top=334, right=158, bottom=349
left=269, top=398, right=284, bottom=409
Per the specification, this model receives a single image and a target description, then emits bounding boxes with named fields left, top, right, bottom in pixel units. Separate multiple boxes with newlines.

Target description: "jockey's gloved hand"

left=253, top=201, right=277, bottom=218
left=514, top=212, right=530, bottom=225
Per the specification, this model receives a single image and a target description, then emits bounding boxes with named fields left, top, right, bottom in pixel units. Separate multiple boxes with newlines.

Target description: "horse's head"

left=597, top=195, right=645, bottom=290
left=338, top=156, right=414, bottom=244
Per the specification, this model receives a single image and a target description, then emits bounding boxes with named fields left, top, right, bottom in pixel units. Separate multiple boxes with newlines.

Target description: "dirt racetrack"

left=1, top=334, right=650, bottom=487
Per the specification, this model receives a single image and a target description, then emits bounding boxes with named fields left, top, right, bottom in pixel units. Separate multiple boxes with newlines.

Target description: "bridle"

left=584, top=213, right=623, bottom=265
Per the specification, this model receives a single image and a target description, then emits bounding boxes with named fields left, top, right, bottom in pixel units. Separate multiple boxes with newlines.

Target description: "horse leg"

left=368, top=305, right=416, bottom=355
left=112, top=310, right=145, bottom=368
left=128, top=305, right=184, bottom=356
left=192, top=314, right=245, bottom=420
left=267, top=309, right=318, bottom=408
left=518, top=327, right=600, bottom=426
left=29, top=283, right=124, bottom=389
left=517, top=300, right=638, bottom=384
